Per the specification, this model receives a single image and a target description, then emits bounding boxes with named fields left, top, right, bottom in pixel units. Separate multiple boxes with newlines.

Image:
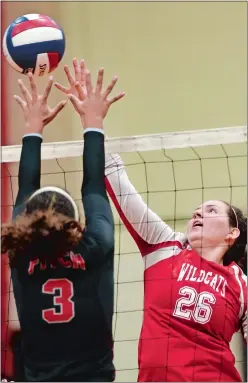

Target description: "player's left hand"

left=54, top=58, right=86, bottom=100
left=14, top=73, right=67, bottom=135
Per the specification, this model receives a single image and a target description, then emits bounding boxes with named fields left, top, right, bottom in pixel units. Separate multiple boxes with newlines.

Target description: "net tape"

left=1, top=126, right=247, bottom=163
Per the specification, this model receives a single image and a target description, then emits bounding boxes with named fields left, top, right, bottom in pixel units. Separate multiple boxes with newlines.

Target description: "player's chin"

left=187, top=232, right=205, bottom=248
left=187, top=228, right=203, bottom=241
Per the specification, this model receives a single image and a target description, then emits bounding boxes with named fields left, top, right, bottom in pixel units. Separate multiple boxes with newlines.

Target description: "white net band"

left=1, top=126, right=247, bottom=163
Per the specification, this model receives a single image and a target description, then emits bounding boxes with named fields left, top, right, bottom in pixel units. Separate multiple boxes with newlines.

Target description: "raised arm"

left=13, top=135, right=42, bottom=219
left=62, top=64, right=125, bottom=266
left=12, top=74, right=66, bottom=219
left=105, top=153, right=186, bottom=256
left=77, top=130, right=114, bottom=265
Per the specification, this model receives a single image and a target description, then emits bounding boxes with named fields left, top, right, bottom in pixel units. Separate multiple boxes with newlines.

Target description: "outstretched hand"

left=54, top=58, right=86, bottom=99
left=14, top=73, right=67, bottom=135
left=68, top=68, right=125, bottom=130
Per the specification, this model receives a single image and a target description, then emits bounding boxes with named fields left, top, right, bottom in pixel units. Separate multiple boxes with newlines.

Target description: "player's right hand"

left=14, top=73, right=67, bottom=135
left=68, top=68, right=125, bottom=130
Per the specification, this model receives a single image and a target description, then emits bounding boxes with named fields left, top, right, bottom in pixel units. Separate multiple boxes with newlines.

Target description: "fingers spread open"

left=54, top=82, right=69, bottom=94
left=28, top=73, right=38, bottom=103
left=13, top=95, right=27, bottom=112
left=64, top=65, right=75, bottom=87
left=108, top=92, right=126, bottom=105
left=95, top=68, right=104, bottom=95
left=68, top=94, right=81, bottom=113
left=18, top=79, right=32, bottom=107
left=75, top=82, right=85, bottom=101
left=102, top=76, right=118, bottom=99
left=73, top=58, right=81, bottom=83
left=85, top=71, right=93, bottom=96
left=51, top=100, right=67, bottom=118
left=41, top=76, right=54, bottom=104
left=80, top=59, right=86, bottom=84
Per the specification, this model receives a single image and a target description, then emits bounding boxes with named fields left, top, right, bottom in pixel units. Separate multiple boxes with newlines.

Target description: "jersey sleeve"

left=232, top=264, right=247, bottom=342
left=11, top=135, right=42, bottom=328
left=13, top=135, right=42, bottom=219
left=74, top=131, right=114, bottom=269
left=105, top=153, right=186, bottom=257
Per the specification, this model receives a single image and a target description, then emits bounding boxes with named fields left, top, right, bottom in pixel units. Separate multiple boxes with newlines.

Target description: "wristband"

left=23, top=133, right=42, bottom=139
left=84, top=128, right=104, bottom=135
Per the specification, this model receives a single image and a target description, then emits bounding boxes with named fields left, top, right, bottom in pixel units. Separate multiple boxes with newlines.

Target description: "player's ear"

left=225, top=228, right=240, bottom=244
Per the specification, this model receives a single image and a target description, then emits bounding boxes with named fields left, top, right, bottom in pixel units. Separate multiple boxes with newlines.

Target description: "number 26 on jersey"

left=173, top=286, right=216, bottom=324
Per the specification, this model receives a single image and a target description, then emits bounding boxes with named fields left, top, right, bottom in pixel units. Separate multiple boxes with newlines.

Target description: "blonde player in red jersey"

left=105, top=154, right=247, bottom=382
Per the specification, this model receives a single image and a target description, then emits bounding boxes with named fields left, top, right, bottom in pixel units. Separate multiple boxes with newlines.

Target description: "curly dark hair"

left=1, top=190, right=83, bottom=266
left=222, top=203, right=247, bottom=274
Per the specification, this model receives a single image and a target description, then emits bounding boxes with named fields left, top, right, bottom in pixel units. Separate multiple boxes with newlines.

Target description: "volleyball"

left=2, top=14, right=65, bottom=76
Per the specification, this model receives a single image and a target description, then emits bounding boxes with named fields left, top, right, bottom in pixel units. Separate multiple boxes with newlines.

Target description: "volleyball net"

left=1, top=126, right=247, bottom=381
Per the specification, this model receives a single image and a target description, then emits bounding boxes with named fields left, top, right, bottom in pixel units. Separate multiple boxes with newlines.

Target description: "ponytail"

left=2, top=208, right=83, bottom=266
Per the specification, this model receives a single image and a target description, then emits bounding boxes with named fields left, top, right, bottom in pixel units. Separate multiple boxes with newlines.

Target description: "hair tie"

left=231, top=207, right=239, bottom=229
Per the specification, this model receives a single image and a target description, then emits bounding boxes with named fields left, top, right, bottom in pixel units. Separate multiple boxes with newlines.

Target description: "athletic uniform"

left=105, top=153, right=247, bottom=382
left=11, top=131, right=115, bottom=382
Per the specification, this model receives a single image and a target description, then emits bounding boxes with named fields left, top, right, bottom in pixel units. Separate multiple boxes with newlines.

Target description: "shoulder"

left=228, top=263, right=247, bottom=316
left=228, top=263, right=247, bottom=286
left=142, top=232, right=188, bottom=269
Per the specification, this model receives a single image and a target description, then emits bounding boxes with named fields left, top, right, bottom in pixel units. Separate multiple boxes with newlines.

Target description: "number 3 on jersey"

left=173, top=286, right=216, bottom=324
left=42, top=279, right=75, bottom=324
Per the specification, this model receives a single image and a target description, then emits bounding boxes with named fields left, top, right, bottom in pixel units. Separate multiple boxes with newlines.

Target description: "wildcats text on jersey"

left=177, top=262, right=228, bottom=297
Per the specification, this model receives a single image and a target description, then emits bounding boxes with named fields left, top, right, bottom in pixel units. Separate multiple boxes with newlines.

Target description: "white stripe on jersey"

left=241, top=310, right=247, bottom=340
left=143, top=245, right=182, bottom=270
left=241, top=273, right=247, bottom=284
left=231, top=265, right=245, bottom=319
left=239, top=271, right=247, bottom=340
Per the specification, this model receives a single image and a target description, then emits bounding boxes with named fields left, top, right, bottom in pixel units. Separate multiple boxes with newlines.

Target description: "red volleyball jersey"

left=105, top=154, right=247, bottom=382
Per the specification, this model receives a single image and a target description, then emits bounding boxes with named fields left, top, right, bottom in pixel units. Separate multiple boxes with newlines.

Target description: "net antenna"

left=1, top=126, right=246, bottom=163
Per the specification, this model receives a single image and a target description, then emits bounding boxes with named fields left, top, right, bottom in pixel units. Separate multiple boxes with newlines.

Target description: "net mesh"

left=1, top=127, right=247, bottom=381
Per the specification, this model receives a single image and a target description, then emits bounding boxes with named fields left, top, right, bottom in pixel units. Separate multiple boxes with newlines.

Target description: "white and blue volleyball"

left=2, top=14, right=65, bottom=76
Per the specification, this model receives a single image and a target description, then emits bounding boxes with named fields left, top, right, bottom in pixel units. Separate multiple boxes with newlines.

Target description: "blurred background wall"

left=1, top=2, right=246, bottom=381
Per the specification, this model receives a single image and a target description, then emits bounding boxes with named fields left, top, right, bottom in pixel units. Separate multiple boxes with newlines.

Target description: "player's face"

left=187, top=200, right=232, bottom=250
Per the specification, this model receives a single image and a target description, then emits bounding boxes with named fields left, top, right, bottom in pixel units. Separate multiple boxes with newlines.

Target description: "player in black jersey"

left=2, top=67, right=125, bottom=381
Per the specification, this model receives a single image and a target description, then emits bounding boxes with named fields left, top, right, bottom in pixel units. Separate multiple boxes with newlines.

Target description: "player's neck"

left=194, top=246, right=225, bottom=265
